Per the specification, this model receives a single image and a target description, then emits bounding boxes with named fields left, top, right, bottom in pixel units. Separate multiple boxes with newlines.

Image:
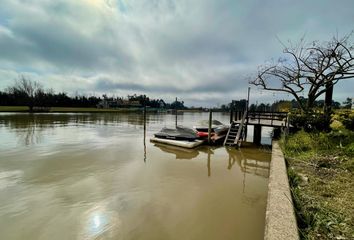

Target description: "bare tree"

left=250, top=33, right=354, bottom=113
left=7, top=75, right=43, bottom=112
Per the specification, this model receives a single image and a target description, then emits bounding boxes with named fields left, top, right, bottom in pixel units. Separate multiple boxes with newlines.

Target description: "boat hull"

left=150, top=137, right=205, bottom=148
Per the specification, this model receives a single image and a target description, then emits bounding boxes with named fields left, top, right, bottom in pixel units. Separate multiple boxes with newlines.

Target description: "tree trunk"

left=324, top=82, right=333, bottom=116
left=306, top=90, right=318, bottom=113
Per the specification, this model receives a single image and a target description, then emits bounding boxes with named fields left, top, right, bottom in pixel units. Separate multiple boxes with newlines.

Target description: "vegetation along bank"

left=280, top=110, right=354, bottom=239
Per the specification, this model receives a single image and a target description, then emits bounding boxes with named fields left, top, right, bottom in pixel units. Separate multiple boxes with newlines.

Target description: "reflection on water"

left=0, top=112, right=270, bottom=240
left=79, top=203, right=121, bottom=239
left=154, top=143, right=270, bottom=178
left=154, top=143, right=202, bottom=159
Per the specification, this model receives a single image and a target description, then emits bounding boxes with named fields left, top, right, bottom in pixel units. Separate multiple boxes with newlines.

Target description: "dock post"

left=208, top=109, right=212, bottom=144
left=143, top=102, right=147, bottom=162
left=175, top=97, right=178, bottom=128
left=253, top=125, right=262, bottom=145
left=244, top=110, right=248, bottom=141
left=207, top=149, right=211, bottom=177
left=143, top=105, right=146, bottom=128
left=230, top=109, right=233, bottom=123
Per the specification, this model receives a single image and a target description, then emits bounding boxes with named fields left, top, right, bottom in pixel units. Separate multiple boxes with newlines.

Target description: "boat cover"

left=193, top=120, right=229, bottom=134
left=154, top=126, right=199, bottom=141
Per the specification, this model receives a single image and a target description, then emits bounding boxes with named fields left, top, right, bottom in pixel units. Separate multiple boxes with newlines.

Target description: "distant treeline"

left=0, top=90, right=187, bottom=109
left=1, top=76, right=350, bottom=111
left=0, top=90, right=98, bottom=108
left=220, top=98, right=347, bottom=112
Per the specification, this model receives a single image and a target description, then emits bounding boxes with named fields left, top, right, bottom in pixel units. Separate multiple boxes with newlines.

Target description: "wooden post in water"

left=208, top=109, right=212, bottom=144
left=143, top=100, right=147, bottom=162
left=143, top=105, right=146, bottom=128
left=247, top=86, right=250, bottom=111
left=230, top=109, right=233, bottom=124
left=245, top=86, right=251, bottom=140
left=207, top=149, right=211, bottom=177
left=175, top=97, right=178, bottom=128
left=253, top=125, right=262, bottom=145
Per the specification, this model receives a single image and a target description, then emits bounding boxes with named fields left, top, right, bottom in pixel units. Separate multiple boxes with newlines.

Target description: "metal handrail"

left=247, top=111, right=288, bottom=125
left=235, top=109, right=248, bottom=147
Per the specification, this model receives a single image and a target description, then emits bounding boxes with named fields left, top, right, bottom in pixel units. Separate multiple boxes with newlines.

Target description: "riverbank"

left=0, top=106, right=227, bottom=113
left=280, top=130, right=354, bottom=239
left=0, top=106, right=160, bottom=113
left=264, top=141, right=299, bottom=240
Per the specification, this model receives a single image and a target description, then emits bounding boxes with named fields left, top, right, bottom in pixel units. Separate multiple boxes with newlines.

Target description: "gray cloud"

left=0, top=0, right=353, bottom=106
left=95, top=75, right=244, bottom=94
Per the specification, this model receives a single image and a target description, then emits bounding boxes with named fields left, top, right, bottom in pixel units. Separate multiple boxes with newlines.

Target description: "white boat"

left=150, top=137, right=205, bottom=149
left=154, top=126, right=199, bottom=141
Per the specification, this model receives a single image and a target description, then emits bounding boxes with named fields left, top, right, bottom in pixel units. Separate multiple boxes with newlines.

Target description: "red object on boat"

left=196, top=131, right=212, bottom=137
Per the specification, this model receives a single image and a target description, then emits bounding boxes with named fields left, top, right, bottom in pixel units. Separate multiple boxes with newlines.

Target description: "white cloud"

left=0, top=0, right=353, bottom=106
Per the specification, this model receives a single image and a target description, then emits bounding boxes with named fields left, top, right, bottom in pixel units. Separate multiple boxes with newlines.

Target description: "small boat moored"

left=152, top=126, right=204, bottom=148
left=150, top=137, right=204, bottom=149
left=193, top=120, right=229, bottom=141
left=154, top=126, right=199, bottom=141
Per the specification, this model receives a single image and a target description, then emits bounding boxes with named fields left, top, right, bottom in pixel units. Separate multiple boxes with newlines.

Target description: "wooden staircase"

left=224, top=109, right=247, bottom=147
left=224, top=122, right=240, bottom=146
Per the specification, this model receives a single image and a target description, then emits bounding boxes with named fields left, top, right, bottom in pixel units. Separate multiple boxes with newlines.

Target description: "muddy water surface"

left=0, top=112, right=270, bottom=240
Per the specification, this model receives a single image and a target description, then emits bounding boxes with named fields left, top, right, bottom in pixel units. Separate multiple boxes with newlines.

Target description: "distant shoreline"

left=0, top=106, right=218, bottom=113
left=0, top=106, right=151, bottom=113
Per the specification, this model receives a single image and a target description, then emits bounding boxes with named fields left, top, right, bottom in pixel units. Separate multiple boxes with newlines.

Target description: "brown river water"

left=0, top=112, right=271, bottom=240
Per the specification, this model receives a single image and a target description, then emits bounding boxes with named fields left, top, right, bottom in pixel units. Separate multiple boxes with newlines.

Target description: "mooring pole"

left=247, top=86, right=250, bottom=111
left=143, top=103, right=147, bottom=128
left=230, top=109, right=233, bottom=124
left=208, top=109, right=212, bottom=144
left=143, top=98, right=147, bottom=162
left=244, top=86, right=251, bottom=141
left=253, top=125, right=262, bottom=145
left=175, top=97, right=178, bottom=128
left=207, top=149, right=211, bottom=177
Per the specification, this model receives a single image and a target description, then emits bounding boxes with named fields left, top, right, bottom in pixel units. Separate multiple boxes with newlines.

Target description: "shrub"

left=330, top=120, right=344, bottom=130
left=337, top=111, right=354, bottom=131
left=282, top=130, right=351, bottom=155
left=289, top=112, right=331, bottom=132
left=283, top=130, right=315, bottom=155
left=344, top=142, right=354, bottom=157
left=317, top=132, right=334, bottom=150
left=327, top=129, right=354, bottom=147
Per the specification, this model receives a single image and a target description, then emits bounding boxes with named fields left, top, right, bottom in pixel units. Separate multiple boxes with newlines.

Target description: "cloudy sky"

left=0, top=0, right=353, bottom=106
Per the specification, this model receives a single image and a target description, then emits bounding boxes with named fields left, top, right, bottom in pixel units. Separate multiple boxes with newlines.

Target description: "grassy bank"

left=0, top=106, right=29, bottom=112
left=280, top=128, right=354, bottom=239
left=0, top=106, right=158, bottom=113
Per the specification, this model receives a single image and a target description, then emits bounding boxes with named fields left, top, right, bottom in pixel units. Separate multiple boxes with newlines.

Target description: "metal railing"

left=235, top=109, right=248, bottom=147
left=247, top=111, right=288, bottom=126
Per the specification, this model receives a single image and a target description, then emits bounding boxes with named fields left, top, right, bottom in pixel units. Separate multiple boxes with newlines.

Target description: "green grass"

left=0, top=106, right=29, bottom=112
left=281, top=131, right=354, bottom=239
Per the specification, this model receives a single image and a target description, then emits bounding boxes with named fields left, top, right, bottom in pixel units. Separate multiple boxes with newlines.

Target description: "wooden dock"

left=226, top=111, right=290, bottom=146
left=235, top=111, right=289, bottom=128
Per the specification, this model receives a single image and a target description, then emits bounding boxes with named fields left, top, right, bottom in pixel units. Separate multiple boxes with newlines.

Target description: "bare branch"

left=250, top=32, right=354, bottom=112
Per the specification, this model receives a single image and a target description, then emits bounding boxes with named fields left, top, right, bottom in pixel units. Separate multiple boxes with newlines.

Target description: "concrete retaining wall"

left=264, top=141, right=299, bottom=240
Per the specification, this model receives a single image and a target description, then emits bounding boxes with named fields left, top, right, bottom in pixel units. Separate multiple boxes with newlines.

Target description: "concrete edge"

left=264, top=141, right=299, bottom=240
